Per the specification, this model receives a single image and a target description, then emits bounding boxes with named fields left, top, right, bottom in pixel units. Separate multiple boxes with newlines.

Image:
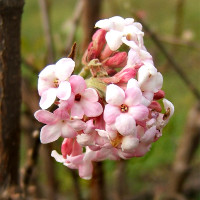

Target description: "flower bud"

left=153, top=90, right=165, bottom=100
left=148, top=101, right=162, bottom=112
left=104, top=52, right=127, bottom=68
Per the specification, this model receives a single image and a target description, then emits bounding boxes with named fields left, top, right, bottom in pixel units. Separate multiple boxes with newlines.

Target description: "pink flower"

left=51, top=139, right=94, bottom=179
left=137, top=63, right=163, bottom=93
left=156, top=98, right=174, bottom=129
left=68, top=75, right=103, bottom=119
left=95, top=16, right=144, bottom=51
left=34, top=109, right=86, bottom=143
left=38, top=58, right=75, bottom=109
left=125, top=48, right=153, bottom=68
left=104, top=80, right=149, bottom=136
left=96, top=126, right=139, bottom=153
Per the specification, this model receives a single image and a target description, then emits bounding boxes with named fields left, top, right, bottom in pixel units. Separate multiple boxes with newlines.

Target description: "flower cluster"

left=35, top=16, right=174, bottom=179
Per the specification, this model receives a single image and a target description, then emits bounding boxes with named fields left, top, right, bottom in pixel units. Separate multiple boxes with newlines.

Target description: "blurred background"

left=3, top=0, right=200, bottom=199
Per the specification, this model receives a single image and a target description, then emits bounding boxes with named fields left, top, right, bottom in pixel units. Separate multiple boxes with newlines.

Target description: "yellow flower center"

left=120, top=104, right=128, bottom=113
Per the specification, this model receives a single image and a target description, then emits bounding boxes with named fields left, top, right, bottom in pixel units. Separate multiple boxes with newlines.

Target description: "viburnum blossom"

left=104, top=79, right=149, bottom=135
left=34, top=109, right=86, bottom=143
left=38, top=58, right=75, bottom=109
left=68, top=75, right=103, bottom=119
left=35, top=16, right=174, bottom=179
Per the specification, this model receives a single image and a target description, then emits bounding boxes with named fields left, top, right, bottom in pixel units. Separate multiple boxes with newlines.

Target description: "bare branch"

left=65, top=0, right=84, bottom=55
left=0, top=0, right=24, bottom=197
left=38, top=0, right=55, bottom=63
left=169, top=102, right=200, bottom=195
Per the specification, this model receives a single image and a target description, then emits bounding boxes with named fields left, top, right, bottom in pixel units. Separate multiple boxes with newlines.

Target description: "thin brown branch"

left=169, top=102, right=200, bottom=195
left=69, top=169, right=83, bottom=200
left=82, top=0, right=102, bottom=51
left=113, top=160, right=127, bottom=200
left=38, top=0, right=55, bottom=63
left=22, top=131, right=41, bottom=194
left=67, top=42, right=77, bottom=60
left=158, top=35, right=200, bottom=51
left=90, top=162, right=106, bottom=200
left=174, top=0, right=186, bottom=38
left=133, top=14, right=200, bottom=101
left=65, top=0, right=84, bottom=55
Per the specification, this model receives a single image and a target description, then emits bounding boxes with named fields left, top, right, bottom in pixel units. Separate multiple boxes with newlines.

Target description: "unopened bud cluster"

left=35, top=16, right=174, bottom=179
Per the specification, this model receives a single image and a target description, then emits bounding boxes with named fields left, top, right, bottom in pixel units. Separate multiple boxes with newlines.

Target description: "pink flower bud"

left=100, top=44, right=113, bottom=60
left=153, top=90, right=165, bottom=100
left=104, top=52, right=127, bottom=68
left=148, top=101, right=162, bottom=112
left=101, top=68, right=137, bottom=84
left=61, top=138, right=73, bottom=157
left=92, top=29, right=106, bottom=50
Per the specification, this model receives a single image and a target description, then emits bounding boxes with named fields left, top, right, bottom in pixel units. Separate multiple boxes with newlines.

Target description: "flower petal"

left=40, top=124, right=61, bottom=144
left=140, top=126, right=157, bottom=144
left=128, top=104, right=149, bottom=121
left=121, top=135, right=139, bottom=152
left=38, top=64, right=56, bottom=96
left=68, top=119, right=86, bottom=131
left=57, top=81, right=71, bottom=100
left=163, top=98, right=174, bottom=119
left=55, top=58, right=75, bottom=81
left=104, top=104, right=121, bottom=124
left=127, top=78, right=140, bottom=89
left=71, top=103, right=84, bottom=119
left=124, top=87, right=142, bottom=106
left=69, top=75, right=87, bottom=95
left=34, top=110, right=57, bottom=124
left=51, top=150, right=65, bottom=163
left=79, top=162, right=93, bottom=180
left=105, top=30, right=123, bottom=51
left=82, top=100, right=103, bottom=117
left=39, top=88, right=57, bottom=109
left=106, top=84, right=125, bottom=106
left=95, top=19, right=112, bottom=30
left=61, top=123, right=77, bottom=138
left=115, top=114, right=136, bottom=136
left=82, top=88, right=98, bottom=102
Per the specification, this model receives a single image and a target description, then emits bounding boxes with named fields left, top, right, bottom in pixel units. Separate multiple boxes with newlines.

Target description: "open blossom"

left=104, top=79, right=149, bottom=136
left=97, top=16, right=144, bottom=51
left=137, top=62, right=163, bottom=93
left=51, top=139, right=94, bottom=179
left=68, top=75, right=103, bottom=119
left=38, top=58, right=75, bottom=109
left=95, top=16, right=144, bottom=51
left=34, top=109, right=86, bottom=143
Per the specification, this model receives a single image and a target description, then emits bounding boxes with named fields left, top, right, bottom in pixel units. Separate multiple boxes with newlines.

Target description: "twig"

left=65, top=0, right=84, bottom=55
left=69, top=170, right=83, bottom=200
left=113, top=160, right=127, bottom=200
left=174, top=0, right=186, bottom=39
left=133, top=14, right=200, bottom=100
left=22, top=131, right=41, bottom=193
left=67, top=42, right=77, bottom=60
left=82, top=0, right=102, bottom=50
left=89, top=162, right=106, bottom=200
left=38, top=0, right=55, bottom=63
left=158, top=35, right=200, bottom=51
left=169, top=102, right=200, bottom=195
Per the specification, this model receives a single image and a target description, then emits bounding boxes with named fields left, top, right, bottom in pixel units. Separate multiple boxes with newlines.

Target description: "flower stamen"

left=54, top=79, right=59, bottom=87
left=75, top=94, right=82, bottom=101
left=120, top=104, right=128, bottom=113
